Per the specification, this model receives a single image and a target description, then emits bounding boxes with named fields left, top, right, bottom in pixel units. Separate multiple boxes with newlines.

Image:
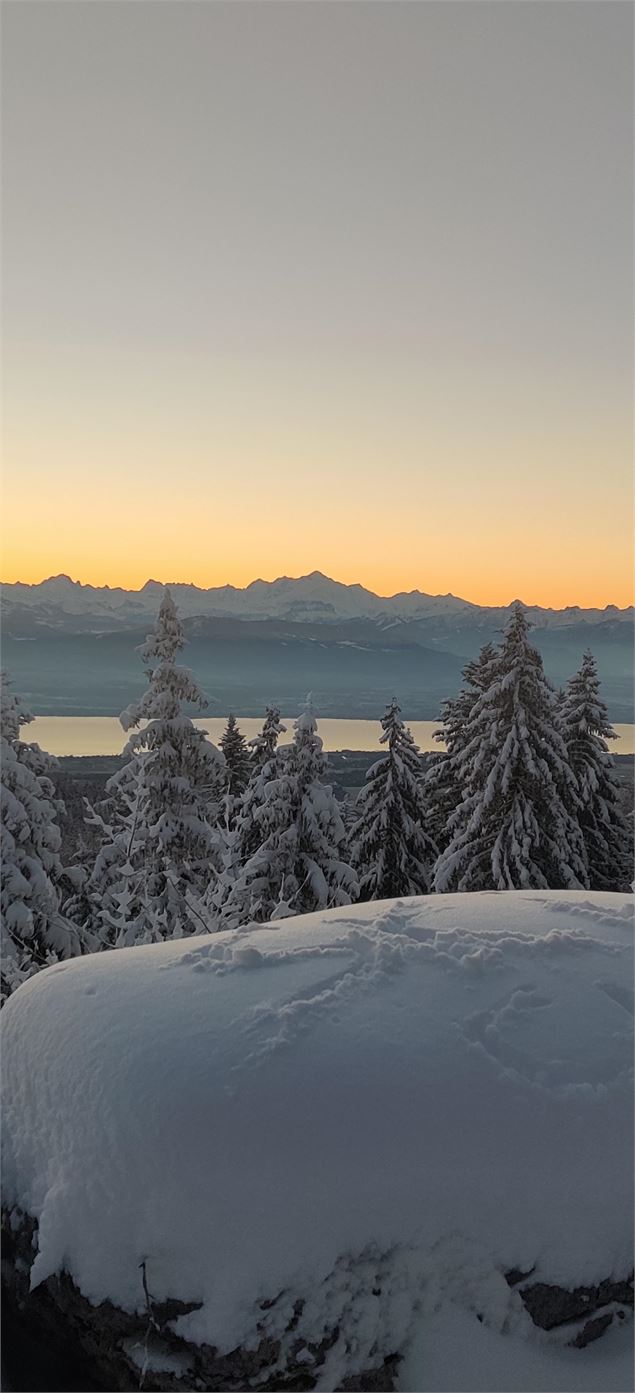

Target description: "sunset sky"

left=2, top=1, right=633, bottom=608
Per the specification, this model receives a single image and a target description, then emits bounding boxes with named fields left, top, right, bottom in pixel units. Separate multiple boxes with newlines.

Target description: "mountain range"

left=3, top=571, right=632, bottom=629
left=2, top=573, right=633, bottom=720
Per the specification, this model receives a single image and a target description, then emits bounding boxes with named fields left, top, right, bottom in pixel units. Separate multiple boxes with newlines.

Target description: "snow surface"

left=2, top=891, right=633, bottom=1391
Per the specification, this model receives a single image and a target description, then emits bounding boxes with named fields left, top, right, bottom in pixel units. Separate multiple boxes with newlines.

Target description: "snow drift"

left=2, top=891, right=633, bottom=1391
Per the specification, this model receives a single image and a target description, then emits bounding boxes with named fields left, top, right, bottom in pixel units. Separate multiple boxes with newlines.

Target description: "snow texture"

left=1, top=891, right=633, bottom=1391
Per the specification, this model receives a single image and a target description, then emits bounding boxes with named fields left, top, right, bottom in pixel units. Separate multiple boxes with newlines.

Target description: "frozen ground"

left=2, top=891, right=633, bottom=1391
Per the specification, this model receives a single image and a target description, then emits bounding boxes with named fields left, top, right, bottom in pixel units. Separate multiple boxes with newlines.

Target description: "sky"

left=2, top=0, right=633, bottom=608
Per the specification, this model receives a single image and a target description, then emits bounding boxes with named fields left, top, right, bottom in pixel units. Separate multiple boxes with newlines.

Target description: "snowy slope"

left=2, top=892, right=633, bottom=1391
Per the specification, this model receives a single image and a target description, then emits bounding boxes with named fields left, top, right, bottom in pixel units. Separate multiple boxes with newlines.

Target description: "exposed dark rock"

left=5, top=1207, right=632, bottom=1389
left=338, top=1354, right=401, bottom=1391
left=503, top=1266, right=535, bottom=1288
left=151, top=1295, right=204, bottom=1326
left=259, top=1291, right=284, bottom=1311
left=596, top=1275, right=635, bottom=1308
left=570, top=1312, right=614, bottom=1348
left=519, top=1273, right=633, bottom=1331
left=1, top=1210, right=401, bottom=1392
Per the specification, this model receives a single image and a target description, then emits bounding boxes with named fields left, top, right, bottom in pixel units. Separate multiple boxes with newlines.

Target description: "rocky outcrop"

left=1, top=1211, right=400, bottom=1393
left=515, top=1273, right=634, bottom=1334
left=570, top=1312, right=615, bottom=1349
left=3, top=1210, right=632, bottom=1392
left=504, top=1267, right=634, bottom=1351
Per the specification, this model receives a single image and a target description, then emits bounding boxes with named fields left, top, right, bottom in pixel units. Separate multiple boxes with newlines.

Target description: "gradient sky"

left=2, top=1, right=633, bottom=607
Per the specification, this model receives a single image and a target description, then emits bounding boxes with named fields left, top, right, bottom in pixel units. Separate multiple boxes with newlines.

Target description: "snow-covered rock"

left=1, top=892, right=633, bottom=1391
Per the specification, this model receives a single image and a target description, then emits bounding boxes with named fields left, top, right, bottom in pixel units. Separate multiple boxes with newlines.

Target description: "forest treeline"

left=2, top=591, right=632, bottom=1001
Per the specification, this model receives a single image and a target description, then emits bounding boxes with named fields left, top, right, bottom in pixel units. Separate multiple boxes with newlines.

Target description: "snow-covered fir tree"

left=1, top=675, right=92, bottom=1001
left=559, top=651, right=632, bottom=891
left=219, top=697, right=357, bottom=927
left=351, top=699, right=437, bottom=900
left=425, top=644, right=498, bottom=853
left=208, top=707, right=288, bottom=918
left=86, top=591, right=225, bottom=945
left=248, top=705, right=287, bottom=769
left=234, top=707, right=288, bottom=862
left=434, top=605, right=589, bottom=892
left=219, top=714, right=251, bottom=797
left=287, top=698, right=358, bottom=913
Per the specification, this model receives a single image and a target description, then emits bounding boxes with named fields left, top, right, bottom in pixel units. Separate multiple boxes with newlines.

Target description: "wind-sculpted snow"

left=1, top=891, right=633, bottom=1390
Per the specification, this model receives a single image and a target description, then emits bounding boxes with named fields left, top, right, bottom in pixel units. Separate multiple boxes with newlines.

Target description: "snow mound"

left=2, top=891, right=633, bottom=1390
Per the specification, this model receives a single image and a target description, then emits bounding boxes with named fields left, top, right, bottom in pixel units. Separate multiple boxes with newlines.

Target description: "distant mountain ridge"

left=3, top=573, right=632, bottom=719
left=3, top=571, right=632, bottom=630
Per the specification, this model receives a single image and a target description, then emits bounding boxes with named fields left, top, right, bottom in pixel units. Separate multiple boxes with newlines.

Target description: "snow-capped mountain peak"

left=1, top=572, right=632, bottom=629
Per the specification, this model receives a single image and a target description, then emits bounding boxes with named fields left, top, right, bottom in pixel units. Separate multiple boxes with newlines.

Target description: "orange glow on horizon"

left=3, top=361, right=632, bottom=613
left=3, top=1, right=632, bottom=622
left=2, top=556, right=632, bottom=612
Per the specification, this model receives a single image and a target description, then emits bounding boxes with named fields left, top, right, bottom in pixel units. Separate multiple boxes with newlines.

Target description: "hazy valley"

left=3, top=573, right=633, bottom=719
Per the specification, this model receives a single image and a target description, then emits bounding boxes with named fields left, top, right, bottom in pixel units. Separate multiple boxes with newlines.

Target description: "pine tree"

left=248, top=705, right=287, bottom=769
left=235, top=707, right=288, bottom=861
left=209, top=708, right=288, bottom=919
left=351, top=699, right=437, bottom=900
left=434, top=605, right=589, bottom=892
left=219, top=714, right=251, bottom=797
left=425, top=644, right=498, bottom=853
left=219, top=697, right=357, bottom=926
left=559, top=651, right=632, bottom=891
left=291, top=698, right=359, bottom=913
left=87, top=590, right=225, bottom=945
left=1, top=675, right=92, bottom=1000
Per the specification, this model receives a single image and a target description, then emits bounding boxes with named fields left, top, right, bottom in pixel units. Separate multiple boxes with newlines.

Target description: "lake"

left=19, top=715, right=635, bottom=757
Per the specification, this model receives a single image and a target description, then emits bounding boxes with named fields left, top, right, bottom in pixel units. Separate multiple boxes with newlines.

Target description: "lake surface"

left=20, top=715, right=635, bottom=757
